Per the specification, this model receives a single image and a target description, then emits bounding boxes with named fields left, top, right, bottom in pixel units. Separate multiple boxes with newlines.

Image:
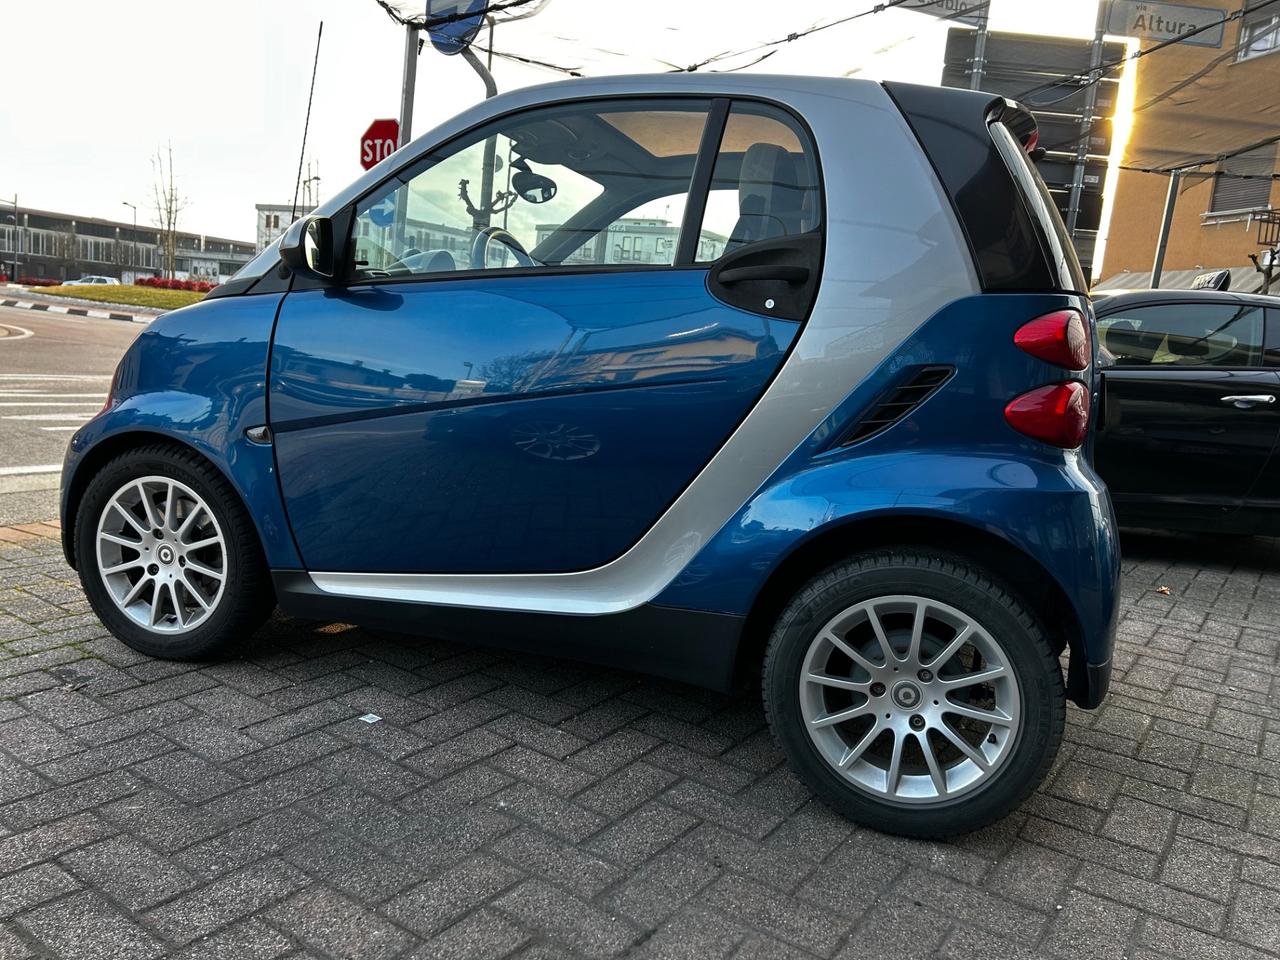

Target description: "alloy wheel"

left=95, top=476, right=227, bottom=635
left=798, top=594, right=1022, bottom=804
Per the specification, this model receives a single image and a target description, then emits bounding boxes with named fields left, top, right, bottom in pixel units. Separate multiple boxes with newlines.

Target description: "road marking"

left=0, top=374, right=111, bottom=381
left=0, top=464, right=61, bottom=476
left=0, top=392, right=105, bottom=398
left=0, top=323, right=33, bottom=340
left=0, top=402, right=102, bottom=407
left=2, top=414, right=94, bottom=421
left=39, top=426, right=80, bottom=432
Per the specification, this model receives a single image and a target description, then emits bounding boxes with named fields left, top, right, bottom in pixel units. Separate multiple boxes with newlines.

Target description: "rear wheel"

left=75, top=444, right=274, bottom=659
left=763, top=549, right=1063, bottom=838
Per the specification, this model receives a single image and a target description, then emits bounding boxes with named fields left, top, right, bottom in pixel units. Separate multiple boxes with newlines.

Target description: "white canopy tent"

left=1094, top=266, right=1270, bottom=294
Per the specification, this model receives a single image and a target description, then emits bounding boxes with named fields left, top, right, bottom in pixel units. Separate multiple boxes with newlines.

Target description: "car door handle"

left=717, top=264, right=809, bottom=285
left=1220, top=394, right=1277, bottom=408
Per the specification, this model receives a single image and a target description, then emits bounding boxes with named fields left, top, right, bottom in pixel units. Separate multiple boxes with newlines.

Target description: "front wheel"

left=75, top=444, right=275, bottom=660
left=763, top=549, right=1064, bottom=838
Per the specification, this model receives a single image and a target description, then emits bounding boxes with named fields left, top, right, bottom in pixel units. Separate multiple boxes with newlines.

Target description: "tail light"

left=1014, top=309, right=1089, bottom=370
left=1004, top=381, right=1090, bottom=449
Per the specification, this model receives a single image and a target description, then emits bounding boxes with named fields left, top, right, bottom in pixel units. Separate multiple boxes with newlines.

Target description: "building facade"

left=0, top=206, right=255, bottom=284
left=1100, top=0, right=1280, bottom=285
left=536, top=217, right=727, bottom=265
left=256, top=203, right=315, bottom=252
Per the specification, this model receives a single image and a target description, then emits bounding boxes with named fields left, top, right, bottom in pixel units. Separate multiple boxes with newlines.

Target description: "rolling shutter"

left=1209, top=144, right=1277, bottom=213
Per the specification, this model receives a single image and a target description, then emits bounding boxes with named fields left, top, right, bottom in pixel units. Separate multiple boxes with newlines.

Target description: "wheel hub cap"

left=891, top=680, right=922, bottom=709
left=798, top=594, right=1022, bottom=805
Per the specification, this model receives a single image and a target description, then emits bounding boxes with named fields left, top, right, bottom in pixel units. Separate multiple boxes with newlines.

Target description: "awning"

left=1093, top=266, right=1267, bottom=295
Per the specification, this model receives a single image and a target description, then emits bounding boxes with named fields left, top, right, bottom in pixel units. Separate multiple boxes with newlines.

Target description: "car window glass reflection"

left=348, top=101, right=714, bottom=281
left=1098, top=304, right=1264, bottom=367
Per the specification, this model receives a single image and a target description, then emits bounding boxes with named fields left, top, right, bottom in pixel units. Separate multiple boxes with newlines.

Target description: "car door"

left=269, top=97, right=822, bottom=574
left=1095, top=299, right=1280, bottom=524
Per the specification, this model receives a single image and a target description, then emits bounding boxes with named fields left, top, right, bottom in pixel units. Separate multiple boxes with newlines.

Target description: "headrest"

left=739, top=143, right=803, bottom=221
left=1103, top=319, right=1163, bottom=362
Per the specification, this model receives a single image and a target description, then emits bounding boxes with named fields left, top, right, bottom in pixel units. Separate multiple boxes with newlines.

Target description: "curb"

left=0, top=296, right=155, bottom=324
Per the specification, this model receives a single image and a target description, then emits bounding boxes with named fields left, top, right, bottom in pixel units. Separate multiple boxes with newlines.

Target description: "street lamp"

left=5, top=195, right=16, bottom=283
left=121, top=201, right=138, bottom=280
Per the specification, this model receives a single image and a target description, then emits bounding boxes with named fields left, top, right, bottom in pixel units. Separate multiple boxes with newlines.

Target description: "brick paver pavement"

left=0, top=521, right=1276, bottom=959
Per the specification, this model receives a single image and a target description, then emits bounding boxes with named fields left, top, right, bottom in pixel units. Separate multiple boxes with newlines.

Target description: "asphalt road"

left=0, top=304, right=144, bottom=524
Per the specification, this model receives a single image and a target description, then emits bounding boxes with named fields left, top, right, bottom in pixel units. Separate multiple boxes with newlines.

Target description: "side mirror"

left=280, top=215, right=335, bottom=279
left=512, top=170, right=558, bottom=205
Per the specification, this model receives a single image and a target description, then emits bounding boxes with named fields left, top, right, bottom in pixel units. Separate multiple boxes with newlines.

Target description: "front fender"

left=60, top=294, right=300, bottom=570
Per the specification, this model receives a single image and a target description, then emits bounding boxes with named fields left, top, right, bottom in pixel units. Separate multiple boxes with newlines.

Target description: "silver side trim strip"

left=304, top=77, right=981, bottom=614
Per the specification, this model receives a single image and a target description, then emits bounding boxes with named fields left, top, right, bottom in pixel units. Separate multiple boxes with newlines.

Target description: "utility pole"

left=967, top=3, right=989, bottom=90
left=121, top=201, right=137, bottom=280
left=1066, top=0, right=1110, bottom=237
left=9, top=195, right=17, bottom=283
left=462, top=18, right=499, bottom=231
left=399, top=22, right=420, bottom=147
left=1151, top=167, right=1183, bottom=288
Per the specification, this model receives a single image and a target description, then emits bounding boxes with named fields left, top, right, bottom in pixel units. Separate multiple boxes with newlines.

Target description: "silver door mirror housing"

left=280, top=215, right=335, bottom=279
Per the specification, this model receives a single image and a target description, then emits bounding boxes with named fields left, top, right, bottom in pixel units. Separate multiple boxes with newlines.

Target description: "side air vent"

left=837, top=365, right=954, bottom=446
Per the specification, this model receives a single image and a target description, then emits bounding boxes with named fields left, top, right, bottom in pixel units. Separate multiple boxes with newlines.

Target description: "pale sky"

left=0, top=0, right=1099, bottom=242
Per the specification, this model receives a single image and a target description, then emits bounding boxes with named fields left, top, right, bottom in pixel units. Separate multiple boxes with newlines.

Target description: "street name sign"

left=900, top=0, right=986, bottom=27
left=360, top=119, right=400, bottom=171
left=1106, top=1, right=1226, bottom=48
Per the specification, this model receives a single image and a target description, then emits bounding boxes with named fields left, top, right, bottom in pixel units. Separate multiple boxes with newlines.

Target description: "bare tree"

left=151, top=143, right=186, bottom=279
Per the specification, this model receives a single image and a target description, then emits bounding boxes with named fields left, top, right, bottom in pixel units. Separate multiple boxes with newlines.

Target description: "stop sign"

left=360, top=119, right=400, bottom=171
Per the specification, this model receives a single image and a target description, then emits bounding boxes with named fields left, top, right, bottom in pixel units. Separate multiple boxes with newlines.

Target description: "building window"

left=1208, top=143, right=1277, bottom=213
left=1238, top=7, right=1280, bottom=61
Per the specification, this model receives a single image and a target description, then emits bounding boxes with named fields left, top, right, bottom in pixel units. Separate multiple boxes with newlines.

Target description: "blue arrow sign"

left=367, top=195, right=398, bottom=228
left=426, top=0, right=487, bottom=56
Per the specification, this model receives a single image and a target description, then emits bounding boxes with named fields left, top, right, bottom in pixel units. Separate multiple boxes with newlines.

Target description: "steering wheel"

left=470, top=227, right=535, bottom=270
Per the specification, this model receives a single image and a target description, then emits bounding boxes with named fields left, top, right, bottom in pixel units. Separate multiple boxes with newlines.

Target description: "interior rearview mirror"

left=280, top=214, right=335, bottom=279
left=513, top=170, right=558, bottom=204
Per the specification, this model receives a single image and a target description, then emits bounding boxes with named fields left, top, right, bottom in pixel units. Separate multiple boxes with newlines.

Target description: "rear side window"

left=694, top=103, right=822, bottom=263
left=884, top=83, right=1085, bottom=294
left=989, top=121, right=1087, bottom=294
left=1099, top=303, right=1264, bottom=367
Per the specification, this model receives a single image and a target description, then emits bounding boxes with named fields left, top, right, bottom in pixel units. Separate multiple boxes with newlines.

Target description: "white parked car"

left=65, top=275, right=121, bottom=285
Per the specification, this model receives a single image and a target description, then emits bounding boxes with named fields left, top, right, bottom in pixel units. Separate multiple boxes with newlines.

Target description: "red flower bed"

left=19, top=276, right=61, bottom=286
left=134, top=277, right=216, bottom=293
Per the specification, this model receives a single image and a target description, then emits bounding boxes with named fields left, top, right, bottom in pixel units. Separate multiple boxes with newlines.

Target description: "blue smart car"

left=63, top=75, right=1118, bottom=837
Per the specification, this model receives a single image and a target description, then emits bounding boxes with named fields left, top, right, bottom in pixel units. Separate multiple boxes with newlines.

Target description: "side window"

left=1099, top=303, right=1264, bottom=367
left=695, top=103, right=821, bottom=262
left=566, top=195, right=692, bottom=267
left=348, top=100, right=714, bottom=280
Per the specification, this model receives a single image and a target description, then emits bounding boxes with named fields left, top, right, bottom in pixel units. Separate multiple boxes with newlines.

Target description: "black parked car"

left=1094, top=288, right=1280, bottom=536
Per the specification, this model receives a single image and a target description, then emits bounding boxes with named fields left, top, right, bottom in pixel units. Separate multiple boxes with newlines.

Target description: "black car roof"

left=1092, top=287, right=1280, bottom=315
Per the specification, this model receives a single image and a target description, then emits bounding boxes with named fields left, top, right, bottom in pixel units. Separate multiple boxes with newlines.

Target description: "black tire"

left=763, top=548, right=1064, bottom=839
left=75, top=443, right=275, bottom=659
